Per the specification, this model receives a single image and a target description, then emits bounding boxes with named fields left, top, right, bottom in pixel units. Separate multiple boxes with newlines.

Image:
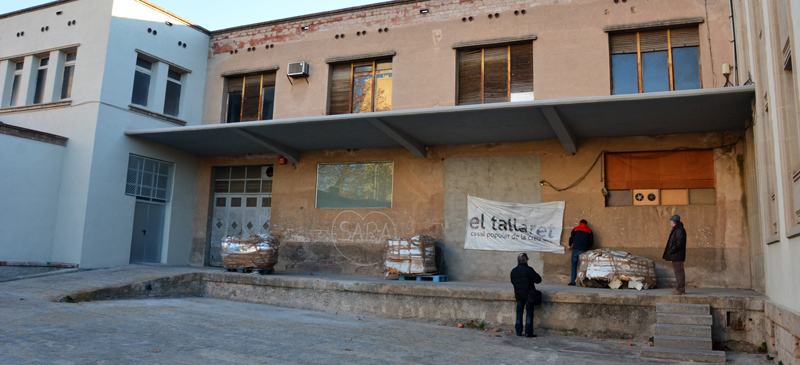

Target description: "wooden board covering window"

left=604, top=150, right=715, bottom=190
left=483, top=47, right=509, bottom=103
left=457, top=43, right=534, bottom=105
left=610, top=32, right=639, bottom=54
left=329, top=63, right=352, bottom=115
left=669, top=27, right=700, bottom=47
left=510, top=43, right=534, bottom=93
left=457, top=49, right=483, bottom=105
left=241, top=75, right=262, bottom=121
left=227, top=76, right=244, bottom=93
left=638, top=30, right=669, bottom=52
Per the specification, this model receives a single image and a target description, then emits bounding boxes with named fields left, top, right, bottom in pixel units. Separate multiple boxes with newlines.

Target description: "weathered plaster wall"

left=191, top=131, right=752, bottom=289
left=202, top=0, right=734, bottom=124
left=442, top=155, right=543, bottom=281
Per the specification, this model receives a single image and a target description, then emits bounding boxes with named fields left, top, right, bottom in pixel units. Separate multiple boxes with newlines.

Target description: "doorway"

left=130, top=201, right=165, bottom=263
left=208, top=165, right=273, bottom=266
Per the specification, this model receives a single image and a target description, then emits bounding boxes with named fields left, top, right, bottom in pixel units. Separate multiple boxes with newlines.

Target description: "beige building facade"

left=732, top=0, right=800, bottom=363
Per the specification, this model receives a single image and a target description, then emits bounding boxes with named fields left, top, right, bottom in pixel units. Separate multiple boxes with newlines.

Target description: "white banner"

left=464, top=196, right=566, bottom=253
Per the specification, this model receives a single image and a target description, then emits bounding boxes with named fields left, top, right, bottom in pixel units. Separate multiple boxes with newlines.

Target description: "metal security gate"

left=209, top=165, right=273, bottom=266
left=130, top=201, right=165, bottom=263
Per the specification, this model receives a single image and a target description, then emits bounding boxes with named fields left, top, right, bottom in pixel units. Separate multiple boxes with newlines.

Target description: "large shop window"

left=604, top=150, right=715, bottom=207
left=125, top=155, right=174, bottom=202
left=316, top=162, right=393, bottom=209
left=457, top=43, right=533, bottom=105
left=329, top=59, right=392, bottom=115
left=225, top=72, right=276, bottom=123
left=610, top=27, right=701, bottom=94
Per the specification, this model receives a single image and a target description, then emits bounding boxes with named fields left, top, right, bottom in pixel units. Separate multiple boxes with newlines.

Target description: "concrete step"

left=655, top=323, right=712, bottom=338
left=656, top=303, right=710, bottom=315
left=640, top=347, right=726, bottom=363
left=657, top=313, right=713, bottom=326
left=654, top=335, right=713, bottom=350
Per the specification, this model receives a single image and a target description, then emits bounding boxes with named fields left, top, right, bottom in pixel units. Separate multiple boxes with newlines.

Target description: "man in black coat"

left=568, top=219, right=594, bottom=286
left=663, top=215, right=687, bottom=295
left=510, top=253, right=542, bottom=337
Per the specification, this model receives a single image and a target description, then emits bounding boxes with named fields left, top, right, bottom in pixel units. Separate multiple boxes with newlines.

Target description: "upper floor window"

left=164, top=69, right=182, bottom=117
left=9, top=61, right=24, bottom=106
left=33, top=58, right=49, bottom=104
left=457, top=43, right=533, bottom=105
left=225, top=72, right=276, bottom=123
left=60, top=52, right=77, bottom=100
left=131, top=57, right=152, bottom=106
left=610, top=27, right=701, bottom=94
left=329, top=59, right=392, bottom=115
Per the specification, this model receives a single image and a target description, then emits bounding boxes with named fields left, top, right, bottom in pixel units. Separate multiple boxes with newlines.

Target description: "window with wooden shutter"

left=610, top=26, right=701, bottom=94
left=457, top=42, right=533, bottom=105
left=328, top=59, right=392, bottom=115
left=604, top=150, right=716, bottom=206
left=225, top=72, right=276, bottom=123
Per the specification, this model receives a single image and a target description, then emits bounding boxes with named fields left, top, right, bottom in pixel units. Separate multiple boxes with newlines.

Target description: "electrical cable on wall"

left=540, top=123, right=752, bottom=192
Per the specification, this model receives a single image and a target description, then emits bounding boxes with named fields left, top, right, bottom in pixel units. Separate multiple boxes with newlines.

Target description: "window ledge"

left=0, top=121, right=68, bottom=146
left=765, top=233, right=781, bottom=245
left=786, top=225, right=800, bottom=239
left=128, top=105, right=187, bottom=126
left=0, top=100, right=72, bottom=114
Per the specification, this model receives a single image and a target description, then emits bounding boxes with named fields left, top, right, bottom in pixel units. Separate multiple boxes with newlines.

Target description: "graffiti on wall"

left=330, top=210, right=397, bottom=266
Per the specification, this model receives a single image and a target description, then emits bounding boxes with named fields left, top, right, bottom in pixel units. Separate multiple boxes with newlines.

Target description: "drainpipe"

left=730, top=0, right=740, bottom=85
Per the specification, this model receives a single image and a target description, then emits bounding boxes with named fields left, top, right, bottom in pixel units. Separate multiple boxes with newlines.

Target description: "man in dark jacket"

left=568, top=219, right=594, bottom=286
left=510, top=253, right=542, bottom=337
left=663, top=215, right=687, bottom=295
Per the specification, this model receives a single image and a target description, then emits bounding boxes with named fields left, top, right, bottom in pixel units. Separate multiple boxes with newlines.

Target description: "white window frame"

left=163, top=68, right=183, bottom=117
left=60, top=52, right=77, bottom=100
left=8, top=61, right=24, bottom=106
left=131, top=57, right=153, bottom=107
left=33, top=57, right=49, bottom=104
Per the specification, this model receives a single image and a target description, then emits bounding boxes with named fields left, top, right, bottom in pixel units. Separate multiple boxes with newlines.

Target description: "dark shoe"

left=525, top=334, right=537, bottom=338
left=517, top=333, right=523, bottom=337
left=567, top=283, right=576, bottom=286
left=672, top=290, right=685, bottom=295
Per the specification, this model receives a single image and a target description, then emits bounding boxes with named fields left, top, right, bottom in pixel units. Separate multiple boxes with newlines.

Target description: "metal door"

left=209, top=165, right=273, bottom=267
left=130, top=201, right=165, bottom=263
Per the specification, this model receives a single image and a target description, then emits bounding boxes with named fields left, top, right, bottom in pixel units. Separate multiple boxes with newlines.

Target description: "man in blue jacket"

left=510, top=253, right=542, bottom=337
left=568, top=219, right=594, bottom=286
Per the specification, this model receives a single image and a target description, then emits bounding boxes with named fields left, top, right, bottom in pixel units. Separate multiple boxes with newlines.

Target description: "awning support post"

left=541, top=106, right=578, bottom=154
left=367, top=117, right=427, bottom=158
left=232, top=129, right=301, bottom=164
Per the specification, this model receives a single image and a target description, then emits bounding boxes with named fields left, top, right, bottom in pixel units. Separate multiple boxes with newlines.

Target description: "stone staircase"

left=640, top=303, right=727, bottom=363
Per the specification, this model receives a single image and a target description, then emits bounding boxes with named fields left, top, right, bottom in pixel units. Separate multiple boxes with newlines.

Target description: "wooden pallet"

left=398, top=274, right=449, bottom=282
left=223, top=267, right=274, bottom=275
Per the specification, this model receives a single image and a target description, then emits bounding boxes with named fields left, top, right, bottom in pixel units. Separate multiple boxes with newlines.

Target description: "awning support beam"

left=232, top=129, right=301, bottom=164
left=367, top=117, right=427, bottom=158
left=541, top=106, right=578, bottom=154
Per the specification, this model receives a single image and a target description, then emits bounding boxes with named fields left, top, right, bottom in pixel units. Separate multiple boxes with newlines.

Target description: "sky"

left=0, top=0, right=384, bottom=31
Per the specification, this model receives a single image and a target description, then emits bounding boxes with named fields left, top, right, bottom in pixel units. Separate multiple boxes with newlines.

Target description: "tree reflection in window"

left=316, top=162, right=393, bottom=208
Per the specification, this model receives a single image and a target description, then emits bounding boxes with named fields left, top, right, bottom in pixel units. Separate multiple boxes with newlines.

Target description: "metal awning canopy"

left=125, top=86, right=755, bottom=163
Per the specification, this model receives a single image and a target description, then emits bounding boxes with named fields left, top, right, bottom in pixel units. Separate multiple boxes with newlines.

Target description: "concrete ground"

left=0, top=266, right=776, bottom=365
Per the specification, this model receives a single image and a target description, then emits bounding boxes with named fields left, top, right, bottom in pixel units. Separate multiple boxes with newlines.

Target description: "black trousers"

left=515, top=300, right=534, bottom=336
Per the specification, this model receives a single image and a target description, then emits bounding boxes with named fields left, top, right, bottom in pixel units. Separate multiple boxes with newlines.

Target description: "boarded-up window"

left=225, top=72, right=276, bottom=123
left=329, top=59, right=392, bottom=115
left=610, top=26, right=701, bottom=94
left=605, top=150, right=715, bottom=190
left=457, top=43, right=533, bottom=105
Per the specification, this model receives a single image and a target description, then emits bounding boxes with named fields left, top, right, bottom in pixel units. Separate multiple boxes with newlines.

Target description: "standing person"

left=568, top=219, right=594, bottom=286
left=663, top=215, right=687, bottom=295
left=510, top=253, right=542, bottom=337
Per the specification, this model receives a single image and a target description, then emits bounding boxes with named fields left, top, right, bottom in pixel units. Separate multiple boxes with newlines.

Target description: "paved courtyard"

left=0, top=277, right=775, bottom=365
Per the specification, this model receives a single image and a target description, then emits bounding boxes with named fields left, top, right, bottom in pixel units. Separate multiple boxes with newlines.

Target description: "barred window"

left=125, top=155, right=173, bottom=202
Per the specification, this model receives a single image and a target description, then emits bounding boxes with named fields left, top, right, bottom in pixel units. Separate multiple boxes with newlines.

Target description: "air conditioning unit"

left=633, top=189, right=660, bottom=206
left=287, top=61, right=310, bottom=78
